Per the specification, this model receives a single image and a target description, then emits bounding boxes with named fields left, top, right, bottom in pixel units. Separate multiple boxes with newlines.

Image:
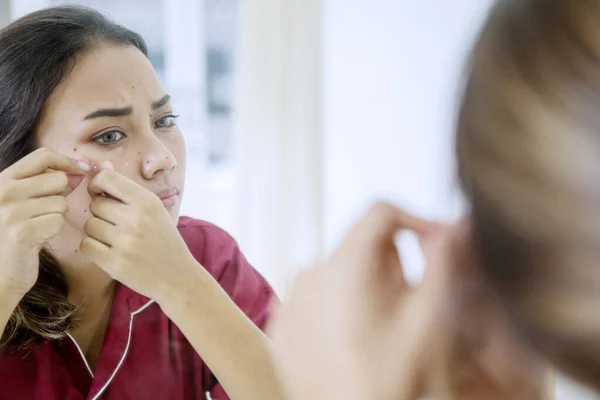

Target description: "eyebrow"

left=83, top=94, right=171, bottom=120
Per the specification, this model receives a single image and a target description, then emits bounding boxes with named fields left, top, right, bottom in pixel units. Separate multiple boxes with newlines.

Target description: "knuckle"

left=365, top=201, right=397, bottom=225
left=0, top=190, right=10, bottom=205
left=36, top=147, right=52, bottom=161
left=120, top=234, right=138, bottom=253
left=98, top=170, right=113, bottom=182
left=48, top=215, right=66, bottom=235
left=0, top=205, right=18, bottom=226
left=10, top=222, right=31, bottom=242
left=35, top=147, right=50, bottom=156
left=369, top=201, right=393, bottom=217
left=0, top=181, right=15, bottom=204
left=57, top=197, right=68, bottom=213
left=54, top=171, right=69, bottom=189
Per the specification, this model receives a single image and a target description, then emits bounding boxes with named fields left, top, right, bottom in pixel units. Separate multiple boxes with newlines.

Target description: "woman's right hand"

left=0, top=148, right=89, bottom=298
left=269, top=204, right=552, bottom=400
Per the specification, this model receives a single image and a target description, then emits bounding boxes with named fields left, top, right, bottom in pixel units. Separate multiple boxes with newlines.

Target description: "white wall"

left=323, top=0, right=491, bottom=279
left=0, top=0, right=9, bottom=27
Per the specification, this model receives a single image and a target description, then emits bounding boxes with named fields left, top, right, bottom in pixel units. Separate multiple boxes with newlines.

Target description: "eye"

left=155, top=114, right=179, bottom=129
left=93, top=130, right=125, bottom=145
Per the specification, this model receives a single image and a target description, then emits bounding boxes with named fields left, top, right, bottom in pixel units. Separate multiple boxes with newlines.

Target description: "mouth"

left=156, top=187, right=180, bottom=209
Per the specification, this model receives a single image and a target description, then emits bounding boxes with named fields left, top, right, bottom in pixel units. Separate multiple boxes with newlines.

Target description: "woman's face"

left=36, top=43, right=186, bottom=257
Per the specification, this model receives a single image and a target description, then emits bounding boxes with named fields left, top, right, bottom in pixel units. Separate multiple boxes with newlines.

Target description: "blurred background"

left=0, top=1, right=596, bottom=398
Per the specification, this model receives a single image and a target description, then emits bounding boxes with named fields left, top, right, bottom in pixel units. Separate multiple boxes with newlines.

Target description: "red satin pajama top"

left=0, top=217, right=277, bottom=400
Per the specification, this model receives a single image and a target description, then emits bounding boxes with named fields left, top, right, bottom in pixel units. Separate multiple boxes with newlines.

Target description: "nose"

left=141, top=140, right=177, bottom=180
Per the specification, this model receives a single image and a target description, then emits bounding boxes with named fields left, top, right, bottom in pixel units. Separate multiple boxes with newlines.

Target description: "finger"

left=25, top=213, right=66, bottom=244
left=87, top=166, right=142, bottom=205
left=350, top=202, right=440, bottom=249
left=19, top=196, right=68, bottom=219
left=390, top=285, right=445, bottom=400
left=14, top=171, right=69, bottom=199
left=89, top=195, right=128, bottom=225
left=83, top=216, right=116, bottom=246
left=80, top=236, right=110, bottom=265
left=6, top=148, right=90, bottom=180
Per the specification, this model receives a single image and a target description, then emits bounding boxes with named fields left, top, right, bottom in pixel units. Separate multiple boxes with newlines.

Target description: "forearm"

left=157, top=266, right=285, bottom=400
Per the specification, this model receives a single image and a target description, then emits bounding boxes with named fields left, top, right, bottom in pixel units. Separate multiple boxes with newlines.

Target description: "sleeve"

left=178, top=219, right=278, bottom=400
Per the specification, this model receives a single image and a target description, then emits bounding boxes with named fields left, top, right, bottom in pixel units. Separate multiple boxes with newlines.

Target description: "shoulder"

left=177, top=216, right=236, bottom=244
left=177, top=216, right=278, bottom=324
left=177, top=216, right=250, bottom=281
left=177, top=217, right=240, bottom=265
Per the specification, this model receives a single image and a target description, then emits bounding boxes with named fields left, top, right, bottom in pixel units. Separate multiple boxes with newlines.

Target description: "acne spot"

left=146, top=160, right=150, bottom=164
left=73, top=148, right=77, bottom=152
left=74, top=249, right=78, bottom=253
left=132, top=86, right=135, bottom=89
left=83, top=209, right=87, bottom=213
left=165, top=157, right=168, bottom=160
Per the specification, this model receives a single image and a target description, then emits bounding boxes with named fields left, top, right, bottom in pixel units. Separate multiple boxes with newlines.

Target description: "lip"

left=155, top=187, right=180, bottom=208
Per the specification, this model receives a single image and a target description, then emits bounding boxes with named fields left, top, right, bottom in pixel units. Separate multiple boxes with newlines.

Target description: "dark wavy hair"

left=0, top=5, right=147, bottom=352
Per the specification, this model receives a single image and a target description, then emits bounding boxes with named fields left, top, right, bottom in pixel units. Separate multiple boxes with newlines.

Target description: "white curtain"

left=233, top=0, right=324, bottom=295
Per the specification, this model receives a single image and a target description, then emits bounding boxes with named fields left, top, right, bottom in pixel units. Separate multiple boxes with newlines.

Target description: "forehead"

left=40, top=43, right=164, bottom=123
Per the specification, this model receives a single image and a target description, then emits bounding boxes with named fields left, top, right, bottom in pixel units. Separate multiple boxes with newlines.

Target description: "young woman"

left=0, top=6, right=283, bottom=400
left=271, top=0, right=600, bottom=399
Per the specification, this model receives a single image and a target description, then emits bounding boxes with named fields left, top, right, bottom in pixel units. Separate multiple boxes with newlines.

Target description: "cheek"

left=121, top=159, right=135, bottom=177
left=65, top=178, right=93, bottom=223
left=170, top=132, right=187, bottom=165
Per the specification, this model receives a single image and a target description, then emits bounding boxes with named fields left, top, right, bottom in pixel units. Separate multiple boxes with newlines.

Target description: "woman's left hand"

left=79, top=162, right=197, bottom=302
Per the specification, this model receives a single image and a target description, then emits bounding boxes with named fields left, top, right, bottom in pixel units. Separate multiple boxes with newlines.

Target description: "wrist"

left=0, top=282, right=25, bottom=310
left=154, top=257, right=214, bottom=310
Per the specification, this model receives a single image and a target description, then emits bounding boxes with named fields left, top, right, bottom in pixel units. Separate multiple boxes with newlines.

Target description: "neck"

left=59, top=255, right=115, bottom=307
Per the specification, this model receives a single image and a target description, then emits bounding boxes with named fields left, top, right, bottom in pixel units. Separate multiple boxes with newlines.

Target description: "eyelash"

left=92, top=114, right=180, bottom=146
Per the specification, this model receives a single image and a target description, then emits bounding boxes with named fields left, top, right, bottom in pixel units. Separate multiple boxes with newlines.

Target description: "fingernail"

left=78, top=161, right=91, bottom=171
left=100, top=161, right=114, bottom=171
